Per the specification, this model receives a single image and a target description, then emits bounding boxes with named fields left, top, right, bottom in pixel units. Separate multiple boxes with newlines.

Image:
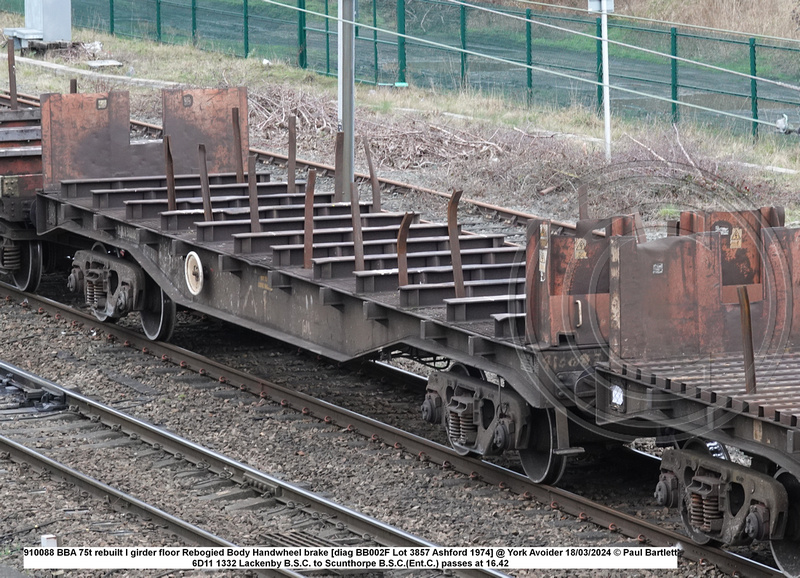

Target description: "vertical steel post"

left=338, top=0, right=355, bottom=201
left=334, top=131, right=344, bottom=202
left=448, top=190, right=465, bottom=299
left=243, top=0, right=249, bottom=57
left=363, top=136, right=381, bottom=211
left=671, top=27, right=679, bottom=124
left=526, top=9, right=532, bottom=106
left=460, top=4, right=467, bottom=89
left=325, top=0, right=330, bottom=75
left=298, top=0, right=307, bottom=69
left=69, top=78, right=78, bottom=93
left=232, top=108, right=245, bottom=183
left=303, top=169, right=316, bottom=269
left=7, top=42, right=17, bottom=111
left=595, top=18, right=602, bottom=112
left=198, top=145, right=213, bottom=222
left=248, top=155, right=262, bottom=234
left=397, top=0, right=407, bottom=85
left=156, top=0, right=162, bottom=43
left=109, top=0, right=115, bottom=35
left=396, top=213, right=413, bottom=287
left=192, top=0, right=197, bottom=45
left=738, top=286, right=757, bottom=394
left=164, top=136, right=177, bottom=212
left=350, top=183, right=365, bottom=271
left=750, top=37, right=758, bottom=139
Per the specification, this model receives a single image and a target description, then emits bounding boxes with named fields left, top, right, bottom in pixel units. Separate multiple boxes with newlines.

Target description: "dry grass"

left=618, top=0, right=800, bottom=39
left=1, top=10, right=798, bottom=226
left=515, top=0, right=800, bottom=40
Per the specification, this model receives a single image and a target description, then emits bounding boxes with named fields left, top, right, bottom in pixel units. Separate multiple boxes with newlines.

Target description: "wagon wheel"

left=680, top=437, right=730, bottom=461
left=140, top=281, right=176, bottom=341
left=519, top=408, right=567, bottom=485
left=772, top=469, right=800, bottom=578
left=448, top=362, right=486, bottom=381
left=11, top=240, right=42, bottom=292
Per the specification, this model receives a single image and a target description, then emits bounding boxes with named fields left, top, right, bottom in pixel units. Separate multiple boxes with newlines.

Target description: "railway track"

left=0, top=352, right=502, bottom=578
left=0, top=72, right=795, bottom=578
left=0, top=281, right=781, bottom=578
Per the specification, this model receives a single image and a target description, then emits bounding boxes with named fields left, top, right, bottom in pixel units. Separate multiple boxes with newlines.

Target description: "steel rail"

left=0, top=89, right=577, bottom=233
left=0, top=284, right=781, bottom=578
left=0, top=435, right=308, bottom=578
left=0, top=349, right=507, bottom=578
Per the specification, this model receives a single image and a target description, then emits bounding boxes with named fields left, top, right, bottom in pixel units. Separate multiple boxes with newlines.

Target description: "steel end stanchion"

left=447, top=189, right=465, bottom=298
left=737, top=285, right=757, bottom=394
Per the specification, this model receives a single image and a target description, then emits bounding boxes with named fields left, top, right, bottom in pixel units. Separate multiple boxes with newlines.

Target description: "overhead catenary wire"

left=258, top=0, right=787, bottom=129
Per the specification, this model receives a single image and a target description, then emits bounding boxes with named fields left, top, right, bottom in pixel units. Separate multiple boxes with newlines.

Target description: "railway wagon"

left=0, top=88, right=798, bottom=576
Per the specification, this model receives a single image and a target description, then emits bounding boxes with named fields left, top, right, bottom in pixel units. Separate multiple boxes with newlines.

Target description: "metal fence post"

left=596, top=18, right=602, bottom=112
left=460, top=4, right=467, bottom=89
left=109, top=0, right=114, bottom=35
left=192, top=0, right=197, bottom=45
left=325, top=0, right=330, bottom=75
left=244, top=0, right=249, bottom=57
left=156, top=0, right=162, bottom=42
left=526, top=9, right=532, bottom=106
left=671, top=27, right=678, bottom=124
left=298, top=0, right=307, bottom=68
left=750, top=37, right=758, bottom=139
left=373, top=0, right=379, bottom=84
left=397, top=0, right=407, bottom=85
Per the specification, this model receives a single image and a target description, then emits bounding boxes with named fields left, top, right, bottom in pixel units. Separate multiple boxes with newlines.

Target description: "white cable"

left=442, top=0, right=800, bottom=94
left=257, top=0, right=783, bottom=128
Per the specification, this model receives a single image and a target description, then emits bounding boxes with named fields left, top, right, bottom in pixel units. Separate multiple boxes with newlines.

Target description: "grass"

left=1, top=9, right=798, bottom=221
left=542, top=0, right=800, bottom=40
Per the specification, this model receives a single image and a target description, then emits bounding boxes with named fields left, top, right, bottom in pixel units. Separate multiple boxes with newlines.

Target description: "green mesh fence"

left=2, top=0, right=799, bottom=136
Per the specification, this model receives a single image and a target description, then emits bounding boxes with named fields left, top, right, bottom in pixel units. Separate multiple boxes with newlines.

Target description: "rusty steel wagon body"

left=0, top=87, right=798, bottom=576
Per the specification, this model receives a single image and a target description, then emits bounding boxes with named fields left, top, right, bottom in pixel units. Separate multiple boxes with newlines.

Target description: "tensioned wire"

left=258, top=0, right=785, bottom=129
left=443, top=0, right=800, bottom=94
left=509, top=0, right=800, bottom=46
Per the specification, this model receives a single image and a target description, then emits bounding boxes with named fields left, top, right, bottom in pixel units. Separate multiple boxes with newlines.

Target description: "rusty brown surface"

left=609, top=209, right=799, bottom=365
left=448, top=190, right=465, bottom=299
left=738, top=285, right=757, bottom=394
left=41, top=92, right=161, bottom=190
left=232, top=107, right=245, bottom=184
left=7, top=43, right=17, bottom=111
left=41, top=88, right=251, bottom=191
left=526, top=216, right=631, bottom=347
left=162, top=88, right=249, bottom=176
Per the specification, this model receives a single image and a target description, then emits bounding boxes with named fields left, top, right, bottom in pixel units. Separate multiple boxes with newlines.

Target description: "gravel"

left=0, top=291, right=728, bottom=578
